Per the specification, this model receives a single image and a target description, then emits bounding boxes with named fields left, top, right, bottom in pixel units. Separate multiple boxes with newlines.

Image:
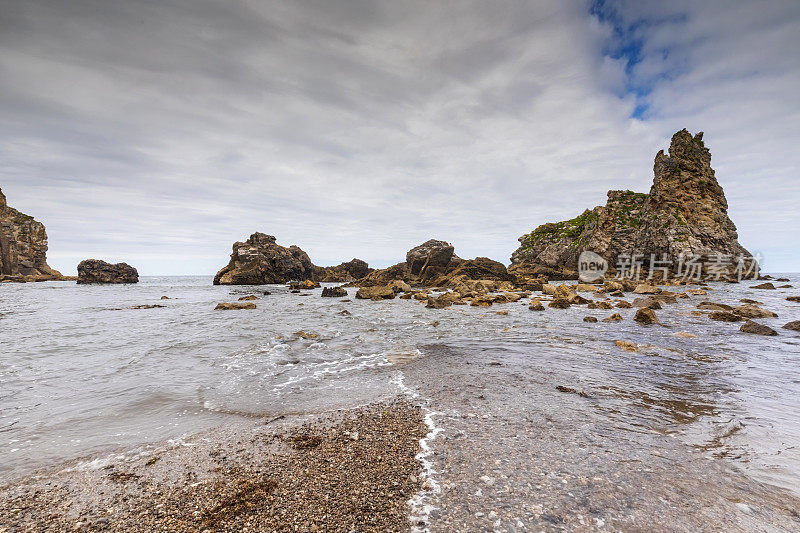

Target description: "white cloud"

left=0, top=0, right=797, bottom=274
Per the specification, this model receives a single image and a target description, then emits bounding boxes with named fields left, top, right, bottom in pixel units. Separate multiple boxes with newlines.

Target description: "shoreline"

left=0, top=399, right=427, bottom=532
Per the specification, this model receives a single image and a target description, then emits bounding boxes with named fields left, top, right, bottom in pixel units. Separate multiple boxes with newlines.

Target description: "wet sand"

left=0, top=401, right=426, bottom=533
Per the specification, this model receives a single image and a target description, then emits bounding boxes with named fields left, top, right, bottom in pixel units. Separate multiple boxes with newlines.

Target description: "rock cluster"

left=357, top=239, right=513, bottom=289
left=511, top=130, right=752, bottom=279
left=77, top=259, right=139, bottom=284
left=0, top=187, right=64, bottom=282
left=214, top=232, right=371, bottom=286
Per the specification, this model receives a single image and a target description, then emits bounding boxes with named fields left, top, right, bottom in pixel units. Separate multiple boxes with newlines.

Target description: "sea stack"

left=77, top=259, right=139, bottom=284
left=0, top=187, right=64, bottom=282
left=510, top=129, right=752, bottom=279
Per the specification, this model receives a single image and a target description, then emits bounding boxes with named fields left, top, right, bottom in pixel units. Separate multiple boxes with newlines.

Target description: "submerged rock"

left=752, top=283, right=776, bottom=290
left=614, top=340, right=638, bottom=352
left=215, top=302, right=256, bottom=310
left=77, top=259, right=139, bottom=284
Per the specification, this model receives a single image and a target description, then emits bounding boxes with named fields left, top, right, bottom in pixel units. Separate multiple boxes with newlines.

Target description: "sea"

left=1, top=275, right=799, bottom=498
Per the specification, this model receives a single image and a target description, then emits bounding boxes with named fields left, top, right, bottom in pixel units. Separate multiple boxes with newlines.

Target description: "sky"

left=1, top=0, right=799, bottom=275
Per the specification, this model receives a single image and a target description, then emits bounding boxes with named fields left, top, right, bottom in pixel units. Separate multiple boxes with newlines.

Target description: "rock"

left=470, top=295, right=494, bottom=307
left=588, top=301, right=613, bottom=309
left=782, top=321, right=800, bottom=331
left=549, top=298, right=571, bottom=309
left=496, top=292, right=524, bottom=303
left=697, top=301, right=733, bottom=311
left=434, top=257, right=513, bottom=285
left=633, top=284, right=662, bottom=294
left=632, top=297, right=661, bottom=310
left=317, top=259, right=372, bottom=282
left=294, top=330, right=319, bottom=339
left=676, top=332, right=697, bottom=338
left=786, top=296, right=800, bottom=302
left=752, top=283, right=776, bottom=290
left=740, top=320, right=778, bottom=336
left=615, top=300, right=632, bottom=308
left=77, top=260, right=139, bottom=284
left=614, top=340, right=638, bottom=352
left=634, top=307, right=657, bottom=324
left=215, top=302, right=256, bottom=310
left=355, top=286, right=395, bottom=300
left=426, top=292, right=461, bottom=309
left=584, top=316, right=598, bottom=323
left=733, top=304, right=777, bottom=319
left=160, top=296, right=170, bottom=300
left=777, top=284, right=793, bottom=288
left=0, top=187, right=64, bottom=281
left=388, top=280, right=412, bottom=293
left=602, top=313, right=624, bottom=322
left=740, top=298, right=761, bottom=304
left=528, top=299, right=545, bottom=311
left=322, top=286, right=347, bottom=298
left=511, top=130, right=754, bottom=280
left=406, top=240, right=454, bottom=277
left=412, top=292, right=429, bottom=301
left=687, top=289, right=707, bottom=296
left=238, top=295, right=259, bottom=301
left=214, top=233, right=317, bottom=285
left=290, top=280, right=320, bottom=290
left=575, top=283, right=601, bottom=292
left=708, top=311, right=742, bottom=322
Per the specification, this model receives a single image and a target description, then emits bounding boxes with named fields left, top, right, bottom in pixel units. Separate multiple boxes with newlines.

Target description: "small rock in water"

left=602, top=313, right=623, bottom=322
left=583, top=316, right=598, bottom=323
left=783, top=320, right=800, bottom=331
left=214, top=302, right=256, bottom=310
left=751, top=282, right=776, bottom=290
left=676, top=331, right=697, bottom=338
left=614, top=340, right=638, bottom=352
left=740, top=320, right=778, bottom=336
left=709, top=311, right=742, bottom=322
left=634, top=308, right=657, bottom=324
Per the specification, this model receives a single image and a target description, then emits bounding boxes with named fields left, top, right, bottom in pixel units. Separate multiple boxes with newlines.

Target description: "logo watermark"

left=578, top=251, right=608, bottom=282
left=578, top=251, right=762, bottom=282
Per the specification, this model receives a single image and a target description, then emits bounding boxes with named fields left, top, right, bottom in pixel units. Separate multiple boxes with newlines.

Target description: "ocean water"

left=1, top=275, right=799, bottom=495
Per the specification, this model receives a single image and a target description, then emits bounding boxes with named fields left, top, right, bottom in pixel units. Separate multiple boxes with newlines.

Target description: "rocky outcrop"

left=406, top=240, right=455, bottom=278
left=355, top=240, right=511, bottom=289
left=77, top=259, right=139, bottom=284
left=0, top=187, right=63, bottom=281
left=511, top=130, right=752, bottom=279
left=214, top=233, right=317, bottom=285
left=215, top=232, right=372, bottom=286
left=317, top=259, right=372, bottom=282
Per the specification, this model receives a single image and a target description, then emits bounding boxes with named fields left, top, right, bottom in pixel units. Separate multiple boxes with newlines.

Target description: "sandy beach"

left=0, top=400, right=427, bottom=532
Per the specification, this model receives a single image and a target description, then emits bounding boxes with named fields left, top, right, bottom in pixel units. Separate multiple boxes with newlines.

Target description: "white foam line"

left=392, top=373, right=444, bottom=533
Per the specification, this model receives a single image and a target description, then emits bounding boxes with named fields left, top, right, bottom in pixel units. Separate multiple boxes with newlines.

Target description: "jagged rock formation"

left=214, top=232, right=371, bottom=285
left=511, top=130, right=751, bottom=279
left=77, top=259, right=139, bottom=284
left=214, top=233, right=317, bottom=285
left=0, top=187, right=63, bottom=281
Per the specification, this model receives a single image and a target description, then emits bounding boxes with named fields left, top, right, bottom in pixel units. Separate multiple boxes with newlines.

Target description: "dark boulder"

left=77, top=259, right=138, bottom=284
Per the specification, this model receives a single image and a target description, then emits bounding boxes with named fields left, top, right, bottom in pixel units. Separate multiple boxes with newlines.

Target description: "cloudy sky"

left=1, top=0, right=799, bottom=275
